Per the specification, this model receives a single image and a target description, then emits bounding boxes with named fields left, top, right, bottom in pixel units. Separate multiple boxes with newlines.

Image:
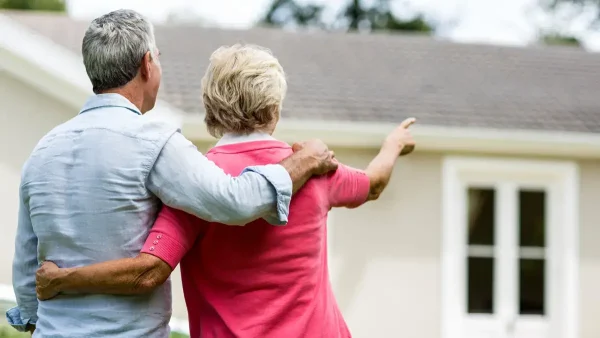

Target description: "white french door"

left=442, top=157, right=579, bottom=338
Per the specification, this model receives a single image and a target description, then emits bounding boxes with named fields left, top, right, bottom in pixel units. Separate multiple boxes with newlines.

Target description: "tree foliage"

left=543, top=0, right=600, bottom=24
left=0, top=0, right=66, bottom=12
left=542, top=33, right=582, bottom=46
left=261, top=0, right=434, bottom=33
left=546, top=0, right=600, bottom=8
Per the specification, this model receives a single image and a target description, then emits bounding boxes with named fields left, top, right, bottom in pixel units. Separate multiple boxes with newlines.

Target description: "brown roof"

left=5, top=10, right=600, bottom=133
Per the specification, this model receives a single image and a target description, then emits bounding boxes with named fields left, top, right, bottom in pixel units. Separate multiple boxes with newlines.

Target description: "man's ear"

left=140, top=51, right=152, bottom=81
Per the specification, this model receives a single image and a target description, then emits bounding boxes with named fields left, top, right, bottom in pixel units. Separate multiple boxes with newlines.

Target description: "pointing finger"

left=400, top=117, right=416, bottom=129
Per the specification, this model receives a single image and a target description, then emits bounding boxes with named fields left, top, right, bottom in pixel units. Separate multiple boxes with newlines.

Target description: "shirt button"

left=157, top=235, right=163, bottom=239
left=149, top=246, right=155, bottom=251
left=153, top=240, right=158, bottom=245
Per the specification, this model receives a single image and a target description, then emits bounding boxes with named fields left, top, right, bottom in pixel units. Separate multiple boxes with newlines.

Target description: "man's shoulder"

left=51, top=111, right=180, bottom=144
left=132, top=115, right=181, bottom=137
left=99, top=111, right=180, bottom=143
left=25, top=112, right=181, bottom=174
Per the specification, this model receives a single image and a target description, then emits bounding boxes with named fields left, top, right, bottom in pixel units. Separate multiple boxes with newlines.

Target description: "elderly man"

left=8, top=9, right=336, bottom=338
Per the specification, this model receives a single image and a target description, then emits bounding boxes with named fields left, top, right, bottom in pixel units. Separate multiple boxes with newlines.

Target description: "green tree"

left=536, top=0, right=590, bottom=46
left=261, top=0, right=434, bottom=33
left=263, top=0, right=326, bottom=28
left=546, top=0, right=599, bottom=9
left=541, top=33, right=582, bottom=46
left=0, top=0, right=66, bottom=12
left=543, top=0, right=600, bottom=25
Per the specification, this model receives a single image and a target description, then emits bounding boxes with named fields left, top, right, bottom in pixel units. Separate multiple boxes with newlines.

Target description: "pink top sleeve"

left=327, top=163, right=371, bottom=208
left=140, top=205, right=205, bottom=269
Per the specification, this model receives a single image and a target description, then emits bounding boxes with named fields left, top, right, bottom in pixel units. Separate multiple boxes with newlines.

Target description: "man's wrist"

left=298, top=148, right=321, bottom=174
left=51, top=267, right=72, bottom=293
left=285, top=148, right=319, bottom=174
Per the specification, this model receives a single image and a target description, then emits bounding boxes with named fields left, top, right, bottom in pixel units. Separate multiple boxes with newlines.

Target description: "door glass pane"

left=519, top=258, right=545, bottom=315
left=519, top=190, right=545, bottom=247
left=467, top=257, right=494, bottom=314
left=468, top=188, right=495, bottom=245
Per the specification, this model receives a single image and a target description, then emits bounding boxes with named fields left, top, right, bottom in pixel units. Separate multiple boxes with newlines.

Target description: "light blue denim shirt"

left=8, top=94, right=292, bottom=337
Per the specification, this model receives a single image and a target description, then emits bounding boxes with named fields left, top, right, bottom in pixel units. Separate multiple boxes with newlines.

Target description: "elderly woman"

left=35, top=44, right=415, bottom=338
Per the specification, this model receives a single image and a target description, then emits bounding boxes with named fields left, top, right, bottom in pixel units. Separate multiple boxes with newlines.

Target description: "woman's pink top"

left=141, top=137, right=370, bottom=338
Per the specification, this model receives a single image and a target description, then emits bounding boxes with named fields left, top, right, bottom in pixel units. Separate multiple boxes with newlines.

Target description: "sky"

left=66, top=0, right=600, bottom=50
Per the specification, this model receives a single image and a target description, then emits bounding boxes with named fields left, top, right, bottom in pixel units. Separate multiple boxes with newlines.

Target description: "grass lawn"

left=0, top=325, right=28, bottom=338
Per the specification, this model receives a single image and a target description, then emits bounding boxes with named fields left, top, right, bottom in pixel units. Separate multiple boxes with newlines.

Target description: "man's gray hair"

left=82, top=9, right=157, bottom=93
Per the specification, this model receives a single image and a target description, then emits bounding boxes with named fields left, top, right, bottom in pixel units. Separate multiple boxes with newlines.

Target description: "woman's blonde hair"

left=201, top=44, right=287, bottom=138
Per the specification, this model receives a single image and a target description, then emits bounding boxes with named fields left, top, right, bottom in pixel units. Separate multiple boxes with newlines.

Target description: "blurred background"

left=1, top=0, right=600, bottom=337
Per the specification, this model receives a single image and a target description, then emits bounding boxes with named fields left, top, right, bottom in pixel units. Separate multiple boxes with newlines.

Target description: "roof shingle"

left=6, top=11, right=600, bottom=133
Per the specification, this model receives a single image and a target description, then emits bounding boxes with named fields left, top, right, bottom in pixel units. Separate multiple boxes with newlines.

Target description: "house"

left=2, top=10, right=600, bottom=338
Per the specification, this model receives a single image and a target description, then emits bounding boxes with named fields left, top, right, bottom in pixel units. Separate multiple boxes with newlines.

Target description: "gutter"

left=183, top=116, right=600, bottom=159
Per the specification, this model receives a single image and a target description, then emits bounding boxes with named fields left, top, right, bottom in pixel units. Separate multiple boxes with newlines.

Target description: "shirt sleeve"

left=7, top=185, right=38, bottom=332
left=147, top=132, right=292, bottom=226
left=140, top=205, right=204, bottom=269
left=328, top=163, right=371, bottom=209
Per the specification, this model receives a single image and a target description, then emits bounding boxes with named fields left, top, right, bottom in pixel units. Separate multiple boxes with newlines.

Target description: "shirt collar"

left=79, top=94, right=142, bottom=115
left=216, top=132, right=276, bottom=146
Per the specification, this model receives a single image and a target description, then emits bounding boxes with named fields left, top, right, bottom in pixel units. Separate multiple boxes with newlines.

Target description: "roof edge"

left=183, top=116, right=600, bottom=159
left=0, top=13, right=185, bottom=126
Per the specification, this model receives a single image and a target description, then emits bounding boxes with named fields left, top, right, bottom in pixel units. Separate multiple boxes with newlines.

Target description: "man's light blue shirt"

left=7, top=94, right=292, bottom=337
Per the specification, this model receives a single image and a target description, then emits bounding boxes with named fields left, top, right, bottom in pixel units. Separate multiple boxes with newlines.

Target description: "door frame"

left=441, top=156, right=579, bottom=338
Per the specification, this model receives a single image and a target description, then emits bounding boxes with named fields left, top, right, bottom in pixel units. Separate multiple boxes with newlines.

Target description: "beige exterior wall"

left=578, top=160, right=600, bottom=338
left=1, top=72, right=599, bottom=337
left=328, top=149, right=443, bottom=338
left=0, top=70, right=75, bottom=287
left=324, top=150, right=600, bottom=338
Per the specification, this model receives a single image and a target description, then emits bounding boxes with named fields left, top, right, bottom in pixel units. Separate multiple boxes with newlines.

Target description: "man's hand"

left=291, top=139, right=337, bottom=175
left=36, top=261, right=62, bottom=300
left=281, top=139, right=337, bottom=193
left=384, top=117, right=416, bottom=156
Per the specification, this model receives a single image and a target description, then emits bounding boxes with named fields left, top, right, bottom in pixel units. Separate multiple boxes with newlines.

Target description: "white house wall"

left=327, top=149, right=443, bottom=338
left=0, top=70, right=75, bottom=286
left=578, top=159, right=600, bottom=338
left=327, top=150, right=600, bottom=338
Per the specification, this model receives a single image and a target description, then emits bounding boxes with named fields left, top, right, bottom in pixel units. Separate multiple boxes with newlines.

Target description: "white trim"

left=497, top=181, right=518, bottom=334
left=467, top=245, right=495, bottom=258
left=519, top=247, right=546, bottom=260
left=183, top=116, right=600, bottom=159
left=0, top=14, right=185, bottom=127
left=441, top=156, right=579, bottom=338
left=0, top=283, right=190, bottom=335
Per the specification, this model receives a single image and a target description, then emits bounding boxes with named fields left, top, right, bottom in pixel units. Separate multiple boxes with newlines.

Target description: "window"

left=466, top=187, right=495, bottom=314
left=441, top=157, right=579, bottom=338
left=518, top=190, right=546, bottom=316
